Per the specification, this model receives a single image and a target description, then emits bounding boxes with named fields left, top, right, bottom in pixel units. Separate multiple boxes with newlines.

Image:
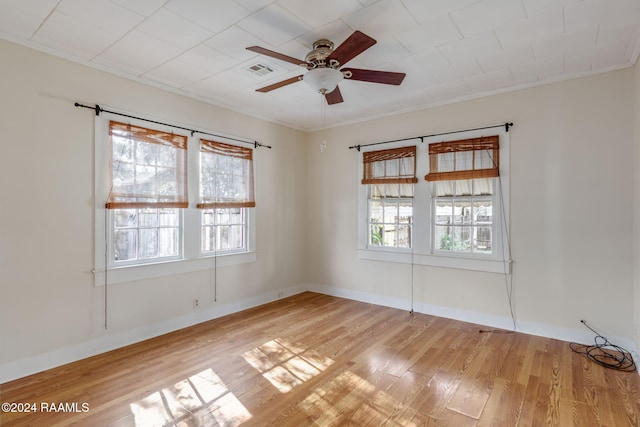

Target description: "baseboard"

left=4, top=284, right=637, bottom=383
left=0, top=285, right=306, bottom=384
left=308, top=283, right=640, bottom=374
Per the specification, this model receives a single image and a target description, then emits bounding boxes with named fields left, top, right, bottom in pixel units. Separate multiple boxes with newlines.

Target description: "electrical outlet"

left=193, top=298, right=200, bottom=308
left=278, top=292, right=284, bottom=298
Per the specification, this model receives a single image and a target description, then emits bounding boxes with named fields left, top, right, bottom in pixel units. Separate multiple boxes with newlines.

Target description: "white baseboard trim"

left=308, top=284, right=640, bottom=374
left=0, top=285, right=306, bottom=384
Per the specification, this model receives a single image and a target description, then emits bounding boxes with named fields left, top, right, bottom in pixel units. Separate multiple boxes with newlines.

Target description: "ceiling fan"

left=246, top=31, right=406, bottom=105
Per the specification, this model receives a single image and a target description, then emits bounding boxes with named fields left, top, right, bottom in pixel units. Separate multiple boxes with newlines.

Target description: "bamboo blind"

left=106, top=121, right=188, bottom=209
left=197, top=139, right=255, bottom=209
left=425, top=136, right=499, bottom=182
left=362, top=145, right=418, bottom=185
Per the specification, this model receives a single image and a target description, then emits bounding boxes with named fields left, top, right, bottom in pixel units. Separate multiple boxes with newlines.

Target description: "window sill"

left=357, top=249, right=510, bottom=274
left=93, top=252, right=256, bottom=286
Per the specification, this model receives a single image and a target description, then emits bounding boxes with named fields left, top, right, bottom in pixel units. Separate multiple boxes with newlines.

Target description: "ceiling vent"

left=246, top=63, right=275, bottom=77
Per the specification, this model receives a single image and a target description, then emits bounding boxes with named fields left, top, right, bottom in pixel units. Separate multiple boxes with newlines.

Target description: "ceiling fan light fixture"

left=303, top=68, right=343, bottom=94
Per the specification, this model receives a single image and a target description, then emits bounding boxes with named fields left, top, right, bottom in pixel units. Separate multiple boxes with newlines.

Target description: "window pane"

left=397, top=225, right=411, bottom=248
left=369, top=200, right=383, bottom=223
left=474, top=227, right=492, bottom=253
left=383, top=224, right=397, bottom=247
left=115, top=229, right=137, bottom=261
left=202, top=210, right=215, bottom=225
left=435, top=226, right=452, bottom=251
left=435, top=201, right=452, bottom=224
left=136, top=141, right=156, bottom=165
left=139, top=228, right=158, bottom=258
left=200, top=208, right=246, bottom=254
left=139, top=209, right=158, bottom=227
left=370, top=225, right=383, bottom=246
left=202, top=226, right=215, bottom=252
left=383, top=202, right=398, bottom=224
left=159, top=228, right=178, bottom=256
left=229, top=208, right=243, bottom=225
left=228, top=225, right=244, bottom=249
left=216, top=209, right=231, bottom=225
left=159, top=209, right=179, bottom=226
left=115, top=210, right=137, bottom=228
left=156, top=144, right=176, bottom=166
left=453, top=201, right=471, bottom=225
left=113, top=138, right=133, bottom=163
left=135, top=165, right=156, bottom=195
left=398, top=202, right=413, bottom=224
left=452, top=227, right=471, bottom=252
left=473, top=200, right=492, bottom=225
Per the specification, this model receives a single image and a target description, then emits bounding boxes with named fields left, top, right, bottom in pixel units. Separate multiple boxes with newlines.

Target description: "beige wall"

left=307, top=69, right=635, bottom=341
left=634, top=59, right=640, bottom=351
left=1, top=36, right=638, bottom=381
left=0, top=39, right=308, bottom=379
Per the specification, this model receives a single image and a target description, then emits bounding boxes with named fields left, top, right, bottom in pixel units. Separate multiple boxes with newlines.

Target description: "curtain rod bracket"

left=95, top=104, right=102, bottom=116
left=505, top=122, right=513, bottom=132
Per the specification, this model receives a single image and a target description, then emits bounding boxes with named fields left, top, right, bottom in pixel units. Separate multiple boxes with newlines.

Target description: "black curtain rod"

left=348, top=122, right=513, bottom=151
left=74, top=102, right=272, bottom=149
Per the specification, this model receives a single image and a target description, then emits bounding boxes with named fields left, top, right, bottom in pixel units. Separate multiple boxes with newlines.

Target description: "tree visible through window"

left=198, top=139, right=255, bottom=254
left=107, top=121, right=187, bottom=264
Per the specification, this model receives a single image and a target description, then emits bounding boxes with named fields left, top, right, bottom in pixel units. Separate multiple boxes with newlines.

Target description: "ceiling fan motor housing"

left=305, top=39, right=338, bottom=69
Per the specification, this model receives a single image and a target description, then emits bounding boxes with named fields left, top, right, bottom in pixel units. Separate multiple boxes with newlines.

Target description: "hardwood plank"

left=2, top=292, right=640, bottom=426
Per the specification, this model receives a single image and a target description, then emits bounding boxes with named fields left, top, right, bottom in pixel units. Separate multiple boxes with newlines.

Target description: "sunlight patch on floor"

left=300, top=370, right=419, bottom=426
left=242, top=338, right=334, bottom=393
left=129, top=368, right=252, bottom=426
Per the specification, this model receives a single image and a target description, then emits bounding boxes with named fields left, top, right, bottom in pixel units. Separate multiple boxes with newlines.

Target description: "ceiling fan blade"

left=246, top=46, right=307, bottom=67
left=326, top=31, right=376, bottom=66
left=342, top=68, right=406, bottom=85
left=325, top=86, right=344, bottom=105
left=255, top=75, right=303, bottom=93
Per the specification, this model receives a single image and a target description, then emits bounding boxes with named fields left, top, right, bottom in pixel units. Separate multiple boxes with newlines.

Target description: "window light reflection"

left=129, top=368, right=252, bottom=426
left=301, top=370, right=419, bottom=426
left=242, top=338, right=334, bottom=393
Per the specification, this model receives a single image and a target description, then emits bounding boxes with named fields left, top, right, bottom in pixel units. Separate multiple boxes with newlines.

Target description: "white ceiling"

left=1, top=0, right=639, bottom=131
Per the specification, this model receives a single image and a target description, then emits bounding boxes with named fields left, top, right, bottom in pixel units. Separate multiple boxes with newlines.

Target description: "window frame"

left=357, top=128, right=510, bottom=274
left=94, top=111, right=256, bottom=286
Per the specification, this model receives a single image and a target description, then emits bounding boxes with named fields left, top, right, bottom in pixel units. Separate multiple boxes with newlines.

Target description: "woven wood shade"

left=362, top=145, right=418, bottom=185
left=106, top=121, right=188, bottom=209
left=425, top=136, right=499, bottom=182
left=197, top=139, right=255, bottom=209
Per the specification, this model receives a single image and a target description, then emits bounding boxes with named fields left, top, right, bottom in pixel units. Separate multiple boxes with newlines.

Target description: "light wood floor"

left=1, top=292, right=639, bottom=426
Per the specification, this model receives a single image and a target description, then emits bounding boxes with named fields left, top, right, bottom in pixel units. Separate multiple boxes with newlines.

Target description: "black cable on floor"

left=570, top=320, right=637, bottom=372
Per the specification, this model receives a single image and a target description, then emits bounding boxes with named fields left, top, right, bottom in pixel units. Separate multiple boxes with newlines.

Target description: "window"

left=362, top=146, right=418, bottom=250
left=107, top=121, right=188, bottom=265
left=198, top=139, right=255, bottom=255
left=357, top=130, right=509, bottom=273
left=94, top=113, right=257, bottom=285
left=425, top=136, right=500, bottom=256
left=432, top=179, right=494, bottom=254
